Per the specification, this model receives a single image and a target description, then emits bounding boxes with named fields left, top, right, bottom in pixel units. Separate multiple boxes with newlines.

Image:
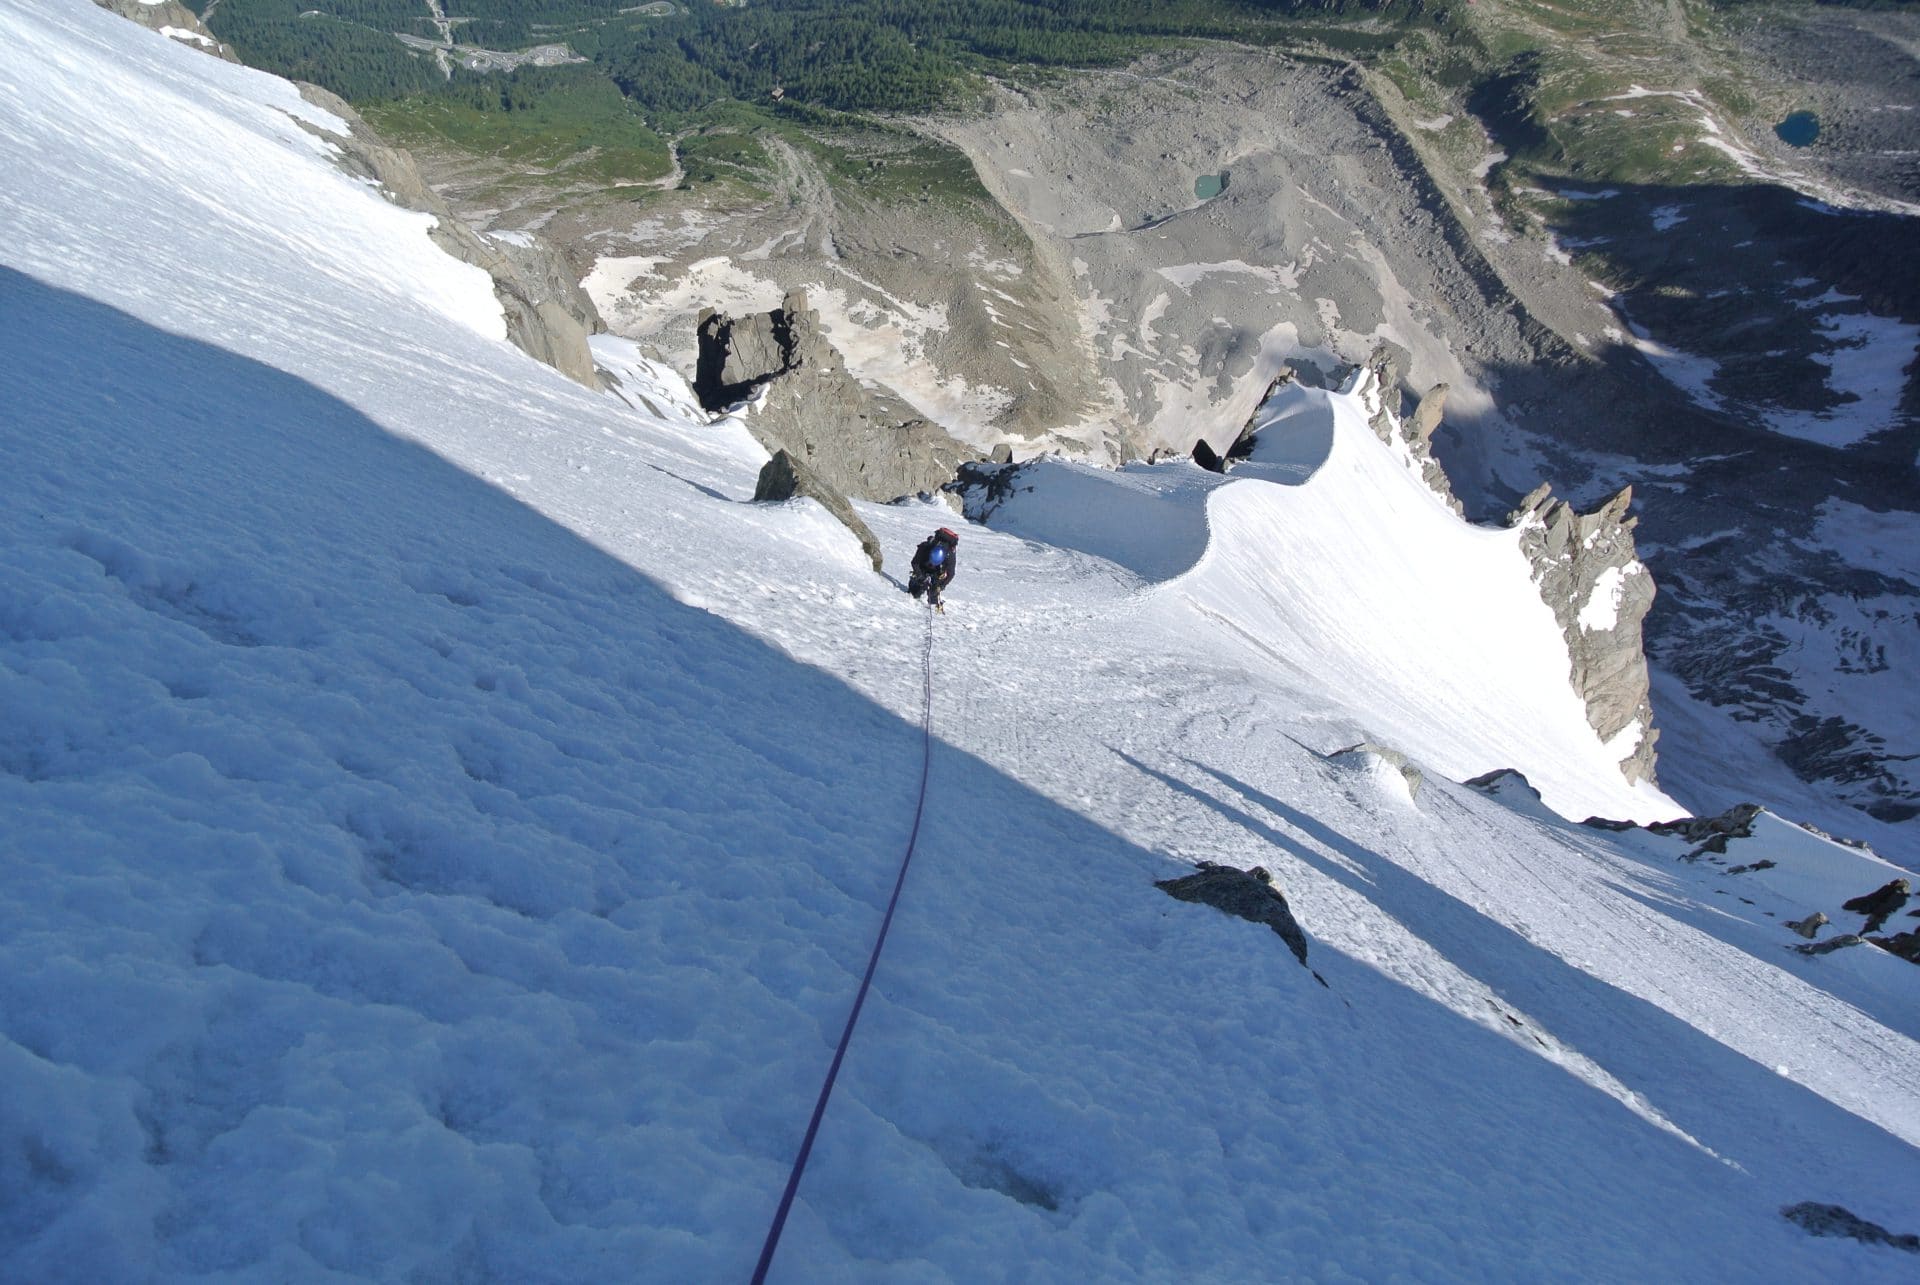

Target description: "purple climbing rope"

left=750, top=605, right=937, bottom=1284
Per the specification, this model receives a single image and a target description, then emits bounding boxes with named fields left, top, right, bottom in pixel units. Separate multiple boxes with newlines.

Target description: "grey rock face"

left=752, top=450, right=884, bottom=574
left=486, top=234, right=601, bottom=340
left=1842, top=878, right=1911, bottom=934
left=694, top=290, right=969, bottom=502
left=292, top=87, right=601, bottom=389
left=1786, top=911, right=1828, bottom=940
left=1781, top=1202, right=1920, bottom=1252
left=1155, top=862, right=1313, bottom=971
left=1409, top=382, right=1448, bottom=445
left=1361, top=349, right=1462, bottom=516
left=1508, top=482, right=1660, bottom=785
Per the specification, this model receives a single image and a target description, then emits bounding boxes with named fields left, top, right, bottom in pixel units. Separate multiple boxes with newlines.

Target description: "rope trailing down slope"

left=751, top=606, right=938, bottom=1284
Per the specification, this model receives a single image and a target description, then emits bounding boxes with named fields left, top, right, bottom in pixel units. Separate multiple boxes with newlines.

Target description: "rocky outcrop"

left=752, top=450, right=884, bottom=574
left=1191, top=424, right=1257, bottom=474
left=292, top=86, right=602, bottom=388
left=1786, top=911, right=1828, bottom=940
left=1409, top=382, right=1448, bottom=445
left=1155, top=862, right=1315, bottom=972
left=1795, top=933, right=1866, bottom=957
left=1869, top=931, right=1920, bottom=964
left=1360, top=348, right=1462, bottom=516
left=1781, top=1202, right=1920, bottom=1252
left=1197, top=369, right=1290, bottom=473
left=1842, top=878, right=1910, bottom=934
left=1508, top=483, right=1659, bottom=785
left=694, top=291, right=969, bottom=502
left=95, top=0, right=235, bottom=60
left=1646, top=803, right=1761, bottom=856
left=485, top=233, right=602, bottom=341
left=1192, top=438, right=1229, bottom=474
left=949, top=458, right=1031, bottom=523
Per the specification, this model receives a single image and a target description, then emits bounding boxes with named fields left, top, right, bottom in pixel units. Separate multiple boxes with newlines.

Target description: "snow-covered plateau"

left=3, top=3, right=1917, bottom=1280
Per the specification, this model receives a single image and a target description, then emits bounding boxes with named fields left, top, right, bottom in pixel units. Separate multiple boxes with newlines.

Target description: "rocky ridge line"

left=94, top=1, right=601, bottom=388
left=1507, top=482, right=1659, bottom=784
left=295, top=85, right=603, bottom=388
left=94, top=0, right=233, bottom=59
left=1219, top=351, right=1660, bottom=789
left=1360, top=348, right=1464, bottom=517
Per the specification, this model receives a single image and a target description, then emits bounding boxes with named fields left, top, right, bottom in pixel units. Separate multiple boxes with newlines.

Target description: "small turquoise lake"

left=1775, top=112, right=1819, bottom=147
left=1194, top=172, right=1228, bottom=200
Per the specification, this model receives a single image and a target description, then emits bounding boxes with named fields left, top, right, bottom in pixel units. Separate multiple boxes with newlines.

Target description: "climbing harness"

left=750, top=606, right=937, bottom=1284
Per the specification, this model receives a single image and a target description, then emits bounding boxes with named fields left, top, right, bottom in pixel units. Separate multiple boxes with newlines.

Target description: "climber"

left=907, top=527, right=960, bottom=610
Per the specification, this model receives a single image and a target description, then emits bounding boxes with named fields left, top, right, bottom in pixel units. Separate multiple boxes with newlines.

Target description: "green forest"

left=202, top=0, right=1444, bottom=118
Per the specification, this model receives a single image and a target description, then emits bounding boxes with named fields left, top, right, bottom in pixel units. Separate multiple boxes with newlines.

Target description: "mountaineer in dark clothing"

left=908, top=527, right=960, bottom=609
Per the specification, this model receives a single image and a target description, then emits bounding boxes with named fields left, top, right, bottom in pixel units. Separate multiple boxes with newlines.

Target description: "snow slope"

left=4, top=3, right=1919, bottom=1280
left=977, top=373, right=1673, bottom=823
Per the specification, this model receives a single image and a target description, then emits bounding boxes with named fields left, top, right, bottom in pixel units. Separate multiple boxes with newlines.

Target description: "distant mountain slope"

left=4, top=4, right=1918, bottom=1280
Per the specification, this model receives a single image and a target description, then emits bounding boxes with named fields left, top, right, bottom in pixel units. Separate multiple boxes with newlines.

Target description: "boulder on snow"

left=694, top=291, right=967, bottom=502
left=1580, top=816, right=1639, bottom=832
left=1781, top=1202, right=1920, bottom=1252
left=990, top=443, right=1014, bottom=465
left=1786, top=911, right=1828, bottom=940
left=1508, top=482, right=1659, bottom=786
left=1155, top=862, right=1313, bottom=970
left=1842, top=878, right=1910, bottom=934
left=1794, top=933, right=1866, bottom=957
left=752, top=449, right=884, bottom=573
